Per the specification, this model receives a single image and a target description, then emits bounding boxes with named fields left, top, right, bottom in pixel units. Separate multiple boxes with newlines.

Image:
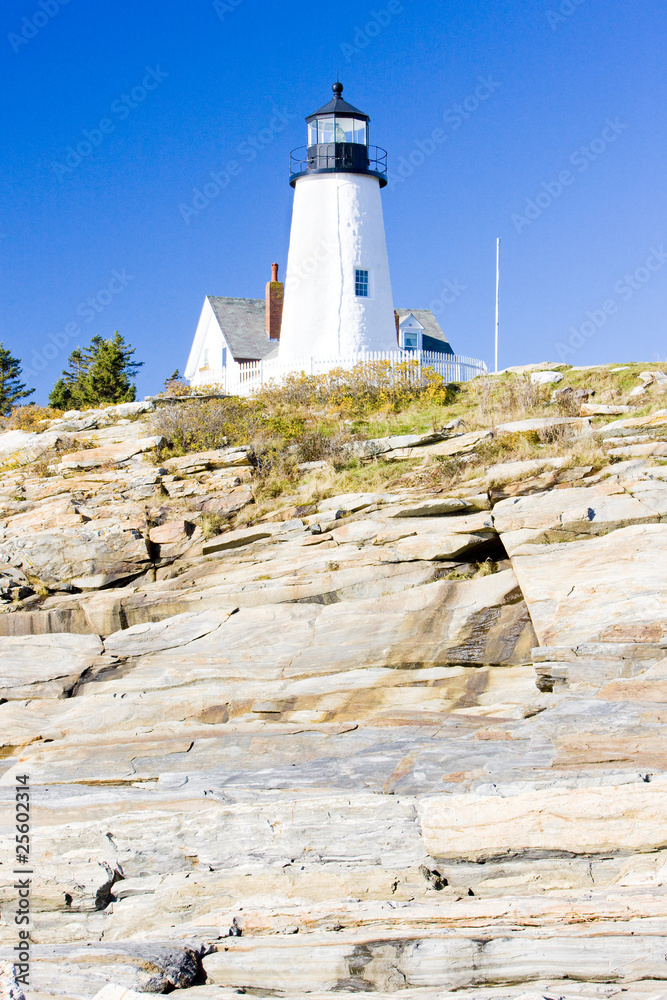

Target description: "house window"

left=222, top=347, right=227, bottom=369
left=402, top=332, right=419, bottom=350
left=355, top=269, right=369, bottom=297
left=200, top=348, right=210, bottom=370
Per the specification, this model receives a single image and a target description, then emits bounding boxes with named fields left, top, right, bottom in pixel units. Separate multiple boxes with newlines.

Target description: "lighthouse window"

left=342, top=119, right=366, bottom=143
left=355, top=269, right=369, bottom=297
left=313, top=118, right=368, bottom=145
left=317, top=118, right=335, bottom=143
left=336, top=119, right=368, bottom=144
left=334, top=118, right=352, bottom=142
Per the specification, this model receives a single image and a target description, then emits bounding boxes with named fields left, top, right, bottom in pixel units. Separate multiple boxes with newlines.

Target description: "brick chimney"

left=266, top=262, right=284, bottom=341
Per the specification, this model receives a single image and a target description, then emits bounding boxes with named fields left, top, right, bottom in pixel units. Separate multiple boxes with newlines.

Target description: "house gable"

left=395, top=308, right=454, bottom=355
left=185, top=298, right=227, bottom=381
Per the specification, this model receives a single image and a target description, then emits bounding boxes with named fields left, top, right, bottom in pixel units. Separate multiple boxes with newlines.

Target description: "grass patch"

left=200, top=512, right=232, bottom=539
left=2, top=405, right=63, bottom=432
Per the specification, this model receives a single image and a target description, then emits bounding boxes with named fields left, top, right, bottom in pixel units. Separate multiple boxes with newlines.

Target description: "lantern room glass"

left=307, top=117, right=368, bottom=146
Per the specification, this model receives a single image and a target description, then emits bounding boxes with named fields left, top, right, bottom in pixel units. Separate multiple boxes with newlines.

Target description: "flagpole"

left=495, top=237, right=500, bottom=373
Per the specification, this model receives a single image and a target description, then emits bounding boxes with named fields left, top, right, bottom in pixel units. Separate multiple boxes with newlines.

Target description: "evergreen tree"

left=48, top=333, right=143, bottom=408
left=48, top=378, right=73, bottom=411
left=0, top=343, right=34, bottom=416
left=81, top=333, right=143, bottom=405
left=48, top=347, right=86, bottom=409
left=164, top=369, right=181, bottom=388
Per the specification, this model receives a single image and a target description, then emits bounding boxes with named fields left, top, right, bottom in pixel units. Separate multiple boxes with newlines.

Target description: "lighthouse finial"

left=332, top=80, right=343, bottom=97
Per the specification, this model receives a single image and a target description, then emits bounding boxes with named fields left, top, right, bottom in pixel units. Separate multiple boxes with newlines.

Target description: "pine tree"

left=48, top=333, right=143, bottom=408
left=81, top=333, right=143, bottom=405
left=164, top=369, right=181, bottom=388
left=48, top=347, right=86, bottom=410
left=48, top=378, right=73, bottom=411
left=0, top=343, right=34, bottom=416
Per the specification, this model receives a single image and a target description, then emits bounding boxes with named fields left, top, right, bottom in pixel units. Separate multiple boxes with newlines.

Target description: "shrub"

left=155, top=380, right=227, bottom=399
left=294, top=428, right=352, bottom=465
left=4, top=405, right=62, bottom=431
left=151, top=398, right=255, bottom=456
left=253, top=359, right=453, bottom=415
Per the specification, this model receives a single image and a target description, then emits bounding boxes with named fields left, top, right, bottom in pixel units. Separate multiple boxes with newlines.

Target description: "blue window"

left=222, top=347, right=227, bottom=368
left=355, top=269, right=369, bottom=297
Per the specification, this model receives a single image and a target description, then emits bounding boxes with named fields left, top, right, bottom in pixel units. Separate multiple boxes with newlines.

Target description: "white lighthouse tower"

left=279, top=83, right=397, bottom=360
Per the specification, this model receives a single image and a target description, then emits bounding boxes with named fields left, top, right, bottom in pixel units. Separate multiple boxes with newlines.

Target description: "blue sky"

left=1, top=0, right=665, bottom=402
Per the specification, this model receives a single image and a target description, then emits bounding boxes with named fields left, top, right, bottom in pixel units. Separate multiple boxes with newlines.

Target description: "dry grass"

left=200, top=511, right=231, bottom=539
left=2, top=405, right=63, bottom=432
left=469, top=374, right=552, bottom=425
left=440, top=559, right=501, bottom=581
left=0, top=445, right=63, bottom=477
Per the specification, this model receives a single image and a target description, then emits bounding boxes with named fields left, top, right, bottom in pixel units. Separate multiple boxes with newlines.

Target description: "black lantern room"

left=289, top=82, right=387, bottom=188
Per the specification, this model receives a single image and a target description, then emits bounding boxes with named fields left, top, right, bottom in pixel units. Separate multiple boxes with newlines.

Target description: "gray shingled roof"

left=208, top=297, right=275, bottom=361
left=396, top=309, right=453, bottom=350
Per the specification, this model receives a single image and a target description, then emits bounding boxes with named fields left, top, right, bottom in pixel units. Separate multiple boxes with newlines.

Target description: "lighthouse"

left=279, top=83, right=397, bottom=360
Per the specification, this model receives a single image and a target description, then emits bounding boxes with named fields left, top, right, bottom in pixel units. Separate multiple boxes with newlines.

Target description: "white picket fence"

left=224, top=351, right=487, bottom=396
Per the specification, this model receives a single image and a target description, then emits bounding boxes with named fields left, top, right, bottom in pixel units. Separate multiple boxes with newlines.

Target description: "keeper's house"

left=185, top=264, right=454, bottom=389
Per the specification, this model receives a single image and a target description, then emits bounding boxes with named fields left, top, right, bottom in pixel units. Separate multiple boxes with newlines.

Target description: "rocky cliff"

left=1, top=365, right=666, bottom=1000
